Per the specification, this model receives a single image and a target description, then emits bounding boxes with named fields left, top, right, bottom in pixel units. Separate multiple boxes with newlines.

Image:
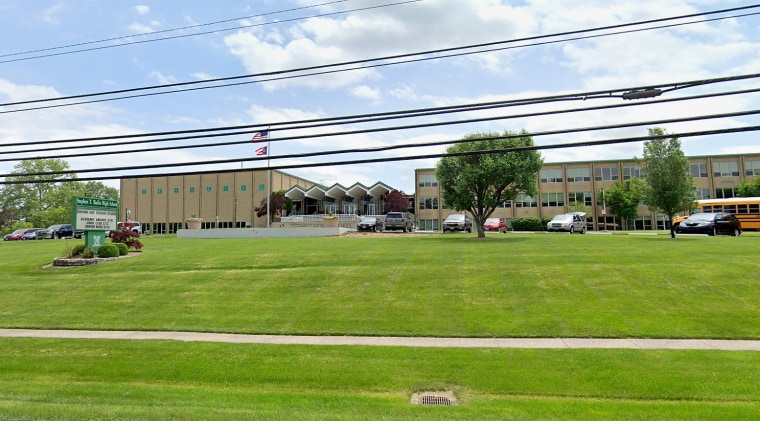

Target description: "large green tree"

left=640, top=128, right=695, bottom=238
left=601, top=178, right=646, bottom=230
left=736, top=176, right=760, bottom=197
left=436, top=130, right=543, bottom=238
left=1, top=159, right=118, bottom=228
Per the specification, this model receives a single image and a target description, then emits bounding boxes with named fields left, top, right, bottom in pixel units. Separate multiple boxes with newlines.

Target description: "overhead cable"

left=2, top=4, right=758, bottom=113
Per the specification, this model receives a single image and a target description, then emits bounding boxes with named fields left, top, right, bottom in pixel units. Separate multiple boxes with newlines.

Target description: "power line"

left=0, top=0, right=420, bottom=64
left=2, top=4, right=758, bottom=114
left=3, top=73, right=759, bottom=155
left=4, top=125, right=759, bottom=184
left=5, top=105, right=760, bottom=177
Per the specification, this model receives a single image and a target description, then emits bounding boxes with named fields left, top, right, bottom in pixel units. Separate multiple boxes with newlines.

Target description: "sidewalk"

left=2, top=329, right=759, bottom=351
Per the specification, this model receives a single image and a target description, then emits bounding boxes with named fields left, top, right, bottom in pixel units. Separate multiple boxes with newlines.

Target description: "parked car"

left=107, top=221, right=143, bottom=237
left=547, top=212, right=587, bottom=234
left=356, top=216, right=384, bottom=232
left=36, top=224, right=82, bottom=240
left=483, top=217, right=507, bottom=233
left=442, top=214, right=472, bottom=233
left=19, top=228, right=44, bottom=240
left=675, top=212, right=742, bottom=236
left=4, top=228, right=39, bottom=241
left=384, top=212, right=414, bottom=232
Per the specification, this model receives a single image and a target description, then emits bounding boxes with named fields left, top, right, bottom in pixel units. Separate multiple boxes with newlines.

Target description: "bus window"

left=724, top=204, right=737, bottom=213
left=750, top=204, right=759, bottom=214
left=737, top=204, right=748, bottom=214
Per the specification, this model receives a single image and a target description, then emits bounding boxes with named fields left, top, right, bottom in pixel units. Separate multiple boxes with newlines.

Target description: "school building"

left=119, top=153, right=760, bottom=233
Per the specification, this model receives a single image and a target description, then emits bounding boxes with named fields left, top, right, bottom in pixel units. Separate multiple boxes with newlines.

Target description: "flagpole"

left=266, top=129, right=271, bottom=228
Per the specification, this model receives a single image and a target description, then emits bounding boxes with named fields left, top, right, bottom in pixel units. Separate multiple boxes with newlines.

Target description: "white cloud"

left=351, top=85, right=381, bottom=102
left=148, top=71, right=178, bottom=84
left=129, top=20, right=161, bottom=34
left=135, top=5, right=150, bottom=15
left=41, top=1, right=65, bottom=24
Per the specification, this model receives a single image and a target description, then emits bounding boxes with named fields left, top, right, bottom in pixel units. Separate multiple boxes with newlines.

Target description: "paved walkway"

left=2, top=329, right=759, bottom=351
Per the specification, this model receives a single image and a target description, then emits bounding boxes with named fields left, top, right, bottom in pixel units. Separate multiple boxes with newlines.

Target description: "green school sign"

left=71, top=196, right=119, bottom=251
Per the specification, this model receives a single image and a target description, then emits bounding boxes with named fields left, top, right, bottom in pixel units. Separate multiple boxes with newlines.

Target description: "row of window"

left=431, top=187, right=741, bottom=209
left=420, top=160, right=759, bottom=190
left=141, top=185, right=254, bottom=195
left=539, top=160, right=760, bottom=184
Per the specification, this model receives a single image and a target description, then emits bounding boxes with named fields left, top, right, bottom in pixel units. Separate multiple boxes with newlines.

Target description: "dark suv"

left=37, top=224, right=83, bottom=240
left=442, top=214, right=472, bottom=233
left=384, top=212, right=414, bottom=232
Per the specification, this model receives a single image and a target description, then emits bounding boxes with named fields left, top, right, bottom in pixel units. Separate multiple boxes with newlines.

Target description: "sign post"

left=71, top=197, right=119, bottom=251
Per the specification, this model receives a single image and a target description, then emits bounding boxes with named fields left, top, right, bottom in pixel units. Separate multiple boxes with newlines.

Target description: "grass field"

left=1, top=232, right=758, bottom=419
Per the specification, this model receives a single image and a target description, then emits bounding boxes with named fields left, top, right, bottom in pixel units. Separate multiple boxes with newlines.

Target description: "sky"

left=1, top=0, right=759, bottom=194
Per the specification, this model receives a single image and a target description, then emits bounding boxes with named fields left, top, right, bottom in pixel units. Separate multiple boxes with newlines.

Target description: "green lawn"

left=1, top=233, right=758, bottom=338
left=0, top=233, right=758, bottom=419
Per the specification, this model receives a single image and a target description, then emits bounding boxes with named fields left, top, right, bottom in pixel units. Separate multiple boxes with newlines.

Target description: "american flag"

left=255, top=145, right=268, bottom=156
left=252, top=130, right=269, bottom=141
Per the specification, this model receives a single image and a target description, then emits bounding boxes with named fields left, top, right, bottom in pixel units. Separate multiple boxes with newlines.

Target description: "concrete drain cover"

left=411, top=391, right=456, bottom=406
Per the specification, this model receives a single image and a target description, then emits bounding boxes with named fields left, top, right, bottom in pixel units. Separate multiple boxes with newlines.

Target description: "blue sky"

left=1, top=0, right=759, bottom=194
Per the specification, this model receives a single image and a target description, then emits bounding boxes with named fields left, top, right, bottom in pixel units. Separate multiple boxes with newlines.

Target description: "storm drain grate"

left=411, top=391, right=456, bottom=406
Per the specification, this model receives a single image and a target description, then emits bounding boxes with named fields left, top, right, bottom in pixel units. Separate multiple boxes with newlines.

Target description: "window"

left=541, top=193, right=565, bottom=207
left=715, top=188, right=736, bottom=199
left=418, top=174, right=438, bottom=187
left=206, top=186, right=212, bottom=192
left=566, top=167, right=590, bottom=182
left=157, top=188, right=163, bottom=195
left=223, top=186, right=229, bottom=192
left=189, top=187, right=196, bottom=193
left=240, top=185, right=247, bottom=192
left=419, top=196, right=439, bottom=210
left=713, top=161, right=739, bottom=177
left=418, top=219, right=439, bottom=231
left=690, top=163, right=708, bottom=178
left=497, top=200, right=512, bottom=208
left=540, top=168, right=563, bottom=183
left=594, top=166, right=619, bottom=181
left=173, top=187, right=179, bottom=194
left=568, top=191, right=593, bottom=207
left=745, top=160, right=760, bottom=176
left=141, top=189, right=147, bottom=195
left=623, top=166, right=645, bottom=180
left=694, top=188, right=710, bottom=200
left=515, top=194, right=537, bottom=208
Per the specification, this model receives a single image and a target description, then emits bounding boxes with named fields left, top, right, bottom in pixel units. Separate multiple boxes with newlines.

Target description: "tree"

left=640, top=128, right=695, bottom=238
left=254, top=190, right=291, bottom=219
left=436, top=130, right=543, bottom=238
left=382, top=190, right=410, bottom=213
left=601, top=178, right=646, bottom=230
left=1, top=159, right=118, bottom=228
left=736, top=177, right=760, bottom=197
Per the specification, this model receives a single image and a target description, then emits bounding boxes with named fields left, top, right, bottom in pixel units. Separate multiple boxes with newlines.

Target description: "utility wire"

left=4, top=86, right=760, bottom=160
left=0, top=0, right=420, bottom=64
left=0, top=0, right=350, bottom=60
left=4, top=125, right=759, bottom=184
left=3, top=71, right=760, bottom=153
left=6, top=107, right=760, bottom=177
left=5, top=106, right=760, bottom=164
left=2, top=4, right=758, bottom=113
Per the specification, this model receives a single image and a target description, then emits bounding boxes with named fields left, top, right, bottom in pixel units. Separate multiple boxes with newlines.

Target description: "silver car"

left=547, top=212, right=587, bottom=234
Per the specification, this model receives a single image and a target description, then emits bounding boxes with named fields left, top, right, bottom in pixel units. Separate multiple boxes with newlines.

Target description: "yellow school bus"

left=672, top=197, right=760, bottom=230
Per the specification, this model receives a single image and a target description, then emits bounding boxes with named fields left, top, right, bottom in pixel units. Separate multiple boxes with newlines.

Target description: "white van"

left=546, top=212, right=587, bottom=234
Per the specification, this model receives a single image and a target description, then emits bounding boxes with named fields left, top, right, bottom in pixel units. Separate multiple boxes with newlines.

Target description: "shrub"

left=110, top=227, right=144, bottom=251
left=81, top=247, right=96, bottom=258
left=511, top=216, right=543, bottom=231
left=113, top=242, right=129, bottom=256
left=97, top=244, right=119, bottom=258
left=68, top=244, right=87, bottom=258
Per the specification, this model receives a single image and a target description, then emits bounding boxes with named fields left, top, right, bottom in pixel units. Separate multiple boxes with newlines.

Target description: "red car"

left=483, top=218, right=507, bottom=233
left=4, top=228, right=41, bottom=241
